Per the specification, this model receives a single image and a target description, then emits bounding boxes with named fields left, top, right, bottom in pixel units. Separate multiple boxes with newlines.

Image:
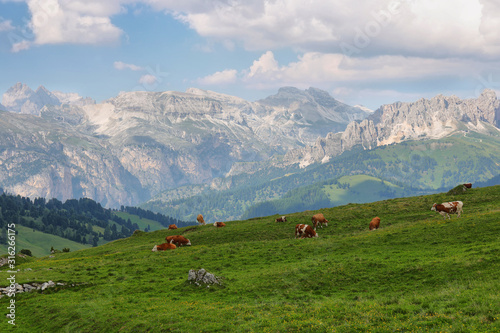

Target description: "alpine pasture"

left=1, top=185, right=499, bottom=332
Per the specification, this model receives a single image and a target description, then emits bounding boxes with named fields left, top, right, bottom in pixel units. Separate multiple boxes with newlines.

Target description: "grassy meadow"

left=0, top=225, right=92, bottom=257
left=1, top=185, right=499, bottom=332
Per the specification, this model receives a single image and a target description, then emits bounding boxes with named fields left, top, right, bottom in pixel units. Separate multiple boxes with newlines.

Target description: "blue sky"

left=1, top=0, right=500, bottom=110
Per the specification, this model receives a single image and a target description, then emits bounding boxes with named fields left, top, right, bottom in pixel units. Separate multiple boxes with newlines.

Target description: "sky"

left=1, top=0, right=500, bottom=110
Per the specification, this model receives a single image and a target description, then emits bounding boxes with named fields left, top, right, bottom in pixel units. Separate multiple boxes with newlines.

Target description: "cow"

left=168, top=224, right=178, bottom=230
left=311, top=213, right=328, bottom=230
left=197, top=214, right=205, bottom=225
left=152, top=243, right=176, bottom=252
left=275, top=216, right=287, bottom=223
left=431, top=201, right=463, bottom=219
left=165, top=235, right=191, bottom=246
left=369, top=217, right=381, bottom=231
left=214, top=222, right=226, bottom=228
left=295, top=224, right=318, bottom=239
left=463, top=183, right=472, bottom=189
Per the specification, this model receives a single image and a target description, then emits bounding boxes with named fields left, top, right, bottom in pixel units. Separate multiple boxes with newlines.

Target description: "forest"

left=0, top=193, right=186, bottom=247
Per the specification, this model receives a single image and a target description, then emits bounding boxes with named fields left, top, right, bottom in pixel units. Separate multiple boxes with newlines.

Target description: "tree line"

left=0, top=193, right=185, bottom=247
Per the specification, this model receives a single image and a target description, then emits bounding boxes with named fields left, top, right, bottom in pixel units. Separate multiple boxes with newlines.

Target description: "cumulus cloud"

left=26, top=0, right=123, bottom=45
left=10, top=0, right=500, bottom=58
left=172, top=0, right=500, bottom=58
left=197, top=69, right=237, bottom=85
left=199, top=50, right=490, bottom=104
left=114, top=61, right=143, bottom=71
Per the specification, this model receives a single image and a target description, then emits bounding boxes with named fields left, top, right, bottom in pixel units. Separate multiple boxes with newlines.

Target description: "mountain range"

left=1, top=83, right=499, bottom=221
left=0, top=83, right=368, bottom=208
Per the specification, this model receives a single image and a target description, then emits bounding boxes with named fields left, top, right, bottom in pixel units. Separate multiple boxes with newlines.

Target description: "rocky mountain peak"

left=2, top=82, right=35, bottom=113
left=2, top=83, right=95, bottom=115
left=285, top=89, right=500, bottom=167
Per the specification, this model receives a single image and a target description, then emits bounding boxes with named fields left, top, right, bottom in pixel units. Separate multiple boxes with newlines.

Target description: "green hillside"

left=1, top=186, right=499, bottom=332
left=323, top=175, right=405, bottom=203
left=0, top=225, right=92, bottom=257
left=143, top=133, right=500, bottom=222
left=0, top=194, right=191, bottom=256
left=113, top=212, right=165, bottom=231
left=241, top=174, right=419, bottom=219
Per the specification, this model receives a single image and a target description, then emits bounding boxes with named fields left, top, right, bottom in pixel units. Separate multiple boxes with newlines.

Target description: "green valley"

left=145, top=132, right=500, bottom=222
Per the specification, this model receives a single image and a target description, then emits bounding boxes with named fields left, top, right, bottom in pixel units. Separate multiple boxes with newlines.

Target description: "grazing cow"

left=197, top=214, right=206, bottom=225
left=463, top=183, right=472, bottom=189
left=275, top=216, right=287, bottom=223
left=168, top=224, right=177, bottom=230
left=152, top=243, right=176, bottom=252
left=295, top=224, right=318, bottom=239
left=369, top=217, right=381, bottom=231
left=431, top=201, right=463, bottom=219
left=311, top=213, right=329, bottom=230
left=165, top=235, right=191, bottom=246
left=214, top=222, right=226, bottom=228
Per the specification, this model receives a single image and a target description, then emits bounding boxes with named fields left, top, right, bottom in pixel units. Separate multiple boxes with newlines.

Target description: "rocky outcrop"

left=286, top=90, right=500, bottom=167
left=0, top=280, right=85, bottom=298
left=188, top=268, right=222, bottom=286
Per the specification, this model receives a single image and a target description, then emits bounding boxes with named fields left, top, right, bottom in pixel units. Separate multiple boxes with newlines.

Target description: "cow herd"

left=153, top=185, right=468, bottom=251
left=151, top=214, right=226, bottom=251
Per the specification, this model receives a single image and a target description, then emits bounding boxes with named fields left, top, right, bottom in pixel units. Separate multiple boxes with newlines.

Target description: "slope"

left=144, top=131, right=500, bottom=222
left=1, top=225, right=92, bottom=257
left=1, top=186, right=499, bottom=332
left=241, top=174, right=411, bottom=219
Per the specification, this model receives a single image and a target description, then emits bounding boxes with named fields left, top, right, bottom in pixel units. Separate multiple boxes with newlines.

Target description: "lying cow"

left=152, top=243, right=176, bottom=251
left=197, top=214, right=206, bottom=225
left=165, top=235, right=191, bottom=246
left=168, top=224, right=177, bottom=230
left=214, top=222, right=226, bottom=228
left=275, top=216, right=287, bottom=223
left=295, top=224, right=318, bottom=239
left=369, top=217, right=381, bottom=230
left=463, top=183, right=472, bottom=189
left=311, top=213, right=328, bottom=230
left=431, top=201, right=463, bottom=219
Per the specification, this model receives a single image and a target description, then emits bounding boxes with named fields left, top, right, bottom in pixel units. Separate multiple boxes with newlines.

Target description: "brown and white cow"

left=295, top=224, right=318, bottom=239
left=165, top=235, right=191, bottom=246
left=463, top=183, right=472, bottom=189
left=311, top=213, right=328, bottom=230
left=431, top=201, right=463, bottom=219
left=369, top=217, right=381, bottom=230
left=214, top=222, right=226, bottom=228
left=197, top=214, right=206, bottom=225
left=168, top=224, right=178, bottom=230
left=152, top=243, right=177, bottom=251
left=275, top=216, right=287, bottom=223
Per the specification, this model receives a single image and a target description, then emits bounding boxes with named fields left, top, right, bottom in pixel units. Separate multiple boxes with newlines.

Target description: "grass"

left=113, top=211, right=165, bottom=231
left=1, top=185, right=499, bottom=332
left=323, top=174, right=405, bottom=204
left=0, top=225, right=91, bottom=257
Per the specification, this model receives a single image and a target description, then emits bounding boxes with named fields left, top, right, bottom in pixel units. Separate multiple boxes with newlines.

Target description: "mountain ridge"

left=0, top=83, right=369, bottom=208
left=285, top=89, right=500, bottom=167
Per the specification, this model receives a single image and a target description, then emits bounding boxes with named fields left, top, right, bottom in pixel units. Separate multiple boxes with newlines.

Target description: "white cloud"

left=197, top=69, right=237, bottom=85
left=240, top=51, right=486, bottom=87
left=11, top=0, right=500, bottom=58
left=114, top=61, right=143, bottom=71
left=26, top=0, right=123, bottom=45
left=11, top=40, right=31, bottom=52
left=0, top=18, right=14, bottom=32
left=171, top=0, right=500, bottom=58
left=138, top=74, right=158, bottom=85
